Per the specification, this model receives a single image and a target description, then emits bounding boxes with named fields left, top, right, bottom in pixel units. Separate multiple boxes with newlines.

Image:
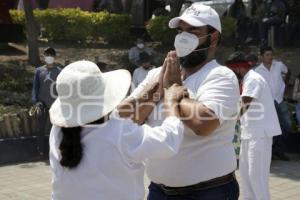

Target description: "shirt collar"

left=183, top=59, right=217, bottom=82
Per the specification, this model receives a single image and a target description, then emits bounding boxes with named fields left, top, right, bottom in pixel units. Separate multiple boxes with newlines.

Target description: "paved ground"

left=0, top=155, right=300, bottom=200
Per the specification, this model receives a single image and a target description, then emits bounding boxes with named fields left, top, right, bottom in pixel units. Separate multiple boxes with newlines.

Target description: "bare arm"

left=240, top=96, right=253, bottom=117
left=117, top=82, right=161, bottom=125
left=118, top=50, right=182, bottom=124
left=179, top=98, right=220, bottom=136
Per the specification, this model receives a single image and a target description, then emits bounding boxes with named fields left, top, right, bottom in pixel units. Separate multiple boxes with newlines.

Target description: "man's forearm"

left=239, top=96, right=253, bottom=117
left=179, top=98, right=220, bottom=136
left=118, top=87, right=161, bottom=125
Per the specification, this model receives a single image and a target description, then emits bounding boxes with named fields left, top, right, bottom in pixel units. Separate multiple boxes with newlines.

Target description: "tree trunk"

left=35, top=0, right=49, bottom=9
left=169, top=0, right=185, bottom=18
left=112, top=0, right=124, bottom=13
left=124, top=0, right=133, bottom=13
left=23, top=0, right=41, bottom=66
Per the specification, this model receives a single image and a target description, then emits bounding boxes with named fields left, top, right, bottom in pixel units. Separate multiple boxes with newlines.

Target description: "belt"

left=156, top=172, right=236, bottom=196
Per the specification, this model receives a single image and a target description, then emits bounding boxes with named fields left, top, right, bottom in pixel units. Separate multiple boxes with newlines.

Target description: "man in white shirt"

left=126, top=3, right=240, bottom=199
left=128, top=38, right=153, bottom=74
left=132, top=52, right=154, bottom=90
left=255, top=46, right=291, bottom=161
left=229, top=62, right=281, bottom=200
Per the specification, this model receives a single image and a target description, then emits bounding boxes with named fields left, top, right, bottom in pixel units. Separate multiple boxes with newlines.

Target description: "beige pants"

left=239, top=138, right=272, bottom=200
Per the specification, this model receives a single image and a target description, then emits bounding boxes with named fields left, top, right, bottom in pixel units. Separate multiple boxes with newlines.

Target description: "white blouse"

left=49, top=114, right=183, bottom=200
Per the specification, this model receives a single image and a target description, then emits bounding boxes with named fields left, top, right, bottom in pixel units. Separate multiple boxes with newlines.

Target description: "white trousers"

left=239, top=138, right=272, bottom=200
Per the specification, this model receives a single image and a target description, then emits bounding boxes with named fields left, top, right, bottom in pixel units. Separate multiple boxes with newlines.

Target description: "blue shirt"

left=32, top=65, right=61, bottom=109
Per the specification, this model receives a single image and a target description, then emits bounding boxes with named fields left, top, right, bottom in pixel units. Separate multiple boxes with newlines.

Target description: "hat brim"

left=49, top=69, right=131, bottom=127
left=169, top=15, right=206, bottom=29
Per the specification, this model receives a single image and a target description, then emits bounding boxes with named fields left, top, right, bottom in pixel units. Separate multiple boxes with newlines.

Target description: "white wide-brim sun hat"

left=49, top=60, right=131, bottom=127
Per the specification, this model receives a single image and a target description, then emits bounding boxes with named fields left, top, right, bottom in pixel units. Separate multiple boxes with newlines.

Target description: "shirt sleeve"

left=195, top=72, right=240, bottom=124
left=130, top=67, right=161, bottom=99
left=132, top=69, right=139, bottom=88
left=128, top=48, right=134, bottom=61
left=129, top=47, right=138, bottom=64
left=31, top=68, right=40, bottom=103
left=120, top=116, right=184, bottom=164
left=255, top=67, right=270, bottom=83
left=145, top=47, right=153, bottom=55
left=242, top=78, right=262, bottom=99
left=280, top=62, right=288, bottom=74
left=292, top=78, right=300, bottom=100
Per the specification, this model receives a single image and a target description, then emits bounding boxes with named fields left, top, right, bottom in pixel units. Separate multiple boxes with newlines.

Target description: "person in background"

left=286, top=0, right=300, bottom=46
left=226, top=51, right=250, bottom=159
left=132, top=52, right=155, bottom=90
left=31, top=47, right=61, bottom=156
left=229, top=59, right=281, bottom=200
left=260, top=0, right=287, bottom=46
left=250, top=0, right=266, bottom=44
left=94, top=56, right=107, bottom=72
left=246, top=53, right=259, bottom=68
left=292, top=74, right=300, bottom=125
left=255, top=46, right=291, bottom=161
left=226, top=0, right=250, bottom=46
left=128, top=38, right=153, bottom=74
left=49, top=60, right=187, bottom=200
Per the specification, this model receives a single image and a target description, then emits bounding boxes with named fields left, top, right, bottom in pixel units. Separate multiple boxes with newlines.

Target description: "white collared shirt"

left=128, top=47, right=153, bottom=65
left=255, top=60, right=288, bottom=103
left=240, top=70, right=282, bottom=139
left=132, top=66, right=154, bottom=90
left=50, top=115, right=183, bottom=200
left=131, top=60, right=240, bottom=187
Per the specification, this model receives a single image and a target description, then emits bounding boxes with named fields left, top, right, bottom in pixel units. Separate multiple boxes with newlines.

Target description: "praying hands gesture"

left=159, top=51, right=182, bottom=90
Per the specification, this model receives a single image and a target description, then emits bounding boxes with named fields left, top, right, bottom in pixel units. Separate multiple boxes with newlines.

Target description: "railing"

left=0, top=110, right=39, bottom=139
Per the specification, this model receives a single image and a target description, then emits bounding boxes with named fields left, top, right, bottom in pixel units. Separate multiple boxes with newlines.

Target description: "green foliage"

left=0, top=77, right=21, bottom=91
left=90, top=12, right=130, bottom=42
left=146, top=16, right=177, bottom=45
left=0, top=73, right=31, bottom=93
left=220, top=16, right=236, bottom=39
left=9, top=9, right=131, bottom=42
left=9, top=9, right=25, bottom=25
left=0, top=63, right=32, bottom=93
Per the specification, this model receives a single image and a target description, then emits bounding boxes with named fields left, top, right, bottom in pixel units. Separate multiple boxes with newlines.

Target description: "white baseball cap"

left=169, top=3, right=222, bottom=33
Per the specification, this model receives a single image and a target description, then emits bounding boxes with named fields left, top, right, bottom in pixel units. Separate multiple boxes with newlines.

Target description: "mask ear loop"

left=192, top=45, right=217, bottom=52
left=192, top=34, right=217, bottom=52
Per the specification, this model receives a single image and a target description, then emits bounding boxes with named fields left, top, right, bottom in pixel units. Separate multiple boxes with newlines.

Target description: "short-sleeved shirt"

left=240, top=70, right=282, bottom=139
left=131, top=60, right=240, bottom=187
left=255, top=60, right=288, bottom=104
left=132, top=66, right=154, bottom=90
left=50, top=115, right=183, bottom=200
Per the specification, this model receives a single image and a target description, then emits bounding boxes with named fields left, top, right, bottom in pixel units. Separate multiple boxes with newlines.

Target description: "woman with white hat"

left=48, top=60, right=187, bottom=200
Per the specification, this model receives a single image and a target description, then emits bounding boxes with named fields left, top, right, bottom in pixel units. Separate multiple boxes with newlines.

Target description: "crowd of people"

left=28, top=2, right=299, bottom=200
left=225, top=0, right=300, bottom=48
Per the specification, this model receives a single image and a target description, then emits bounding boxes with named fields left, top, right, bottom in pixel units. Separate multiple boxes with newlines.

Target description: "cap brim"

left=169, top=15, right=206, bottom=29
left=49, top=69, right=131, bottom=127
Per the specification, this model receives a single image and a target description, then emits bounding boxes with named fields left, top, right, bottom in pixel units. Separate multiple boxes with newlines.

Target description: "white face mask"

left=174, top=32, right=213, bottom=57
left=137, top=43, right=144, bottom=49
left=45, top=56, right=55, bottom=64
left=174, top=32, right=199, bottom=57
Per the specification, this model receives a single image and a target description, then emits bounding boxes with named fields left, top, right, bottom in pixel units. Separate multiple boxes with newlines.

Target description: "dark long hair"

left=58, top=117, right=106, bottom=169
left=59, top=127, right=83, bottom=169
